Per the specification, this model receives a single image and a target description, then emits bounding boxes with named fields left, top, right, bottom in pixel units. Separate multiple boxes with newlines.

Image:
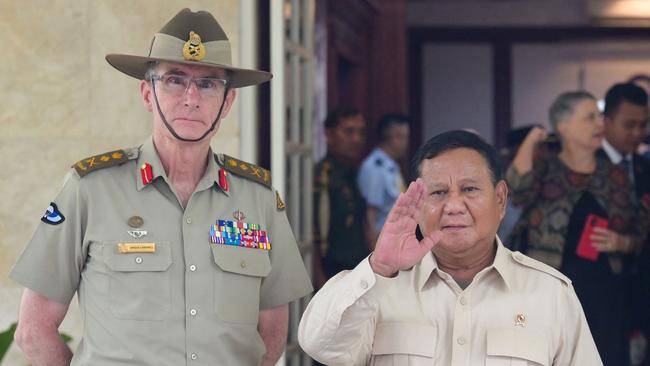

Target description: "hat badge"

left=183, top=31, right=206, bottom=61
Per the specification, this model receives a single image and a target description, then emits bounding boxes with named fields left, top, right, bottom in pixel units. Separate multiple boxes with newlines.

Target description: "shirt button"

left=360, top=280, right=368, bottom=289
left=190, top=309, right=197, bottom=316
left=514, top=253, right=524, bottom=261
left=135, top=257, right=143, bottom=264
left=240, top=261, right=247, bottom=268
left=189, top=265, right=197, bottom=272
left=459, top=296, right=468, bottom=305
left=457, top=337, right=466, bottom=345
left=190, top=353, right=198, bottom=360
left=186, top=218, right=192, bottom=224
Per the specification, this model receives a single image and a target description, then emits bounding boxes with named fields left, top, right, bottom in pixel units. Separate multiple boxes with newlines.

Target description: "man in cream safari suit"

left=299, top=130, right=601, bottom=365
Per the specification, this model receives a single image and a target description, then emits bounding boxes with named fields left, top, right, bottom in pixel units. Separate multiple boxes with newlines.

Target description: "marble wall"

left=0, top=1, right=242, bottom=364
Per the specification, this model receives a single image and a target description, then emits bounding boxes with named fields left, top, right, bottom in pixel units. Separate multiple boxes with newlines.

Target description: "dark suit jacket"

left=633, top=153, right=650, bottom=201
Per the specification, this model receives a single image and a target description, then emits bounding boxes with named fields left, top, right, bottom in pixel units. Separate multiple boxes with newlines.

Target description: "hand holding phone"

left=576, top=214, right=608, bottom=261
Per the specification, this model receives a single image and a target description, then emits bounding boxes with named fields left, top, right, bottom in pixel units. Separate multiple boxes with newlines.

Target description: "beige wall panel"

left=0, top=1, right=243, bottom=364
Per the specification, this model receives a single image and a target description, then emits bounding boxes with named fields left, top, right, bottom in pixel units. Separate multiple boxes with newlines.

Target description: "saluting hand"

left=369, top=178, right=442, bottom=277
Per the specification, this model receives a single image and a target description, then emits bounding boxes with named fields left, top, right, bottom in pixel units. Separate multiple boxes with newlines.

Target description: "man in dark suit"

left=603, top=82, right=650, bottom=366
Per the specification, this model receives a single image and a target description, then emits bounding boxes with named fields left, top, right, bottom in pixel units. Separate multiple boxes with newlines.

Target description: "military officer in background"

left=313, top=107, right=369, bottom=290
left=358, top=113, right=410, bottom=244
left=11, top=9, right=312, bottom=366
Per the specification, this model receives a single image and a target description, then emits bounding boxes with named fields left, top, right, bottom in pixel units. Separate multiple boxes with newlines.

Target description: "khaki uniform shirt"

left=298, top=239, right=601, bottom=366
left=11, top=138, right=313, bottom=366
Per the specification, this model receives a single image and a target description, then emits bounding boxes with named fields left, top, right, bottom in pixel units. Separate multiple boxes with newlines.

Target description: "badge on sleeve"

left=41, top=202, right=65, bottom=225
left=276, top=191, right=285, bottom=211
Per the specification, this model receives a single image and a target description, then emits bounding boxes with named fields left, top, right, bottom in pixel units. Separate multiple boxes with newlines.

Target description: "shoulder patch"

left=276, top=191, right=286, bottom=211
left=72, top=149, right=133, bottom=177
left=511, top=251, right=572, bottom=286
left=221, top=154, right=271, bottom=189
left=41, top=202, right=65, bottom=225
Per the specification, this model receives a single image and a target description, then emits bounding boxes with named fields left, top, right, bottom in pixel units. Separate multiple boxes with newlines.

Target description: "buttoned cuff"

left=338, top=255, right=401, bottom=305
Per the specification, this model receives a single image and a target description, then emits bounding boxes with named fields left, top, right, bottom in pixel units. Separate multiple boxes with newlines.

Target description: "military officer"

left=11, top=9, right=312, bottom=366
left=357, top=113, right=410, bottom=244
left=313, top=107, right=369, bottom=289
left=299, top=130, right=601, bottom=365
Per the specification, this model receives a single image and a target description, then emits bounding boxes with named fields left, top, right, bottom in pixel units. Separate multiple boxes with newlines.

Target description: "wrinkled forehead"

left=156, top=61, right=227, bottom=78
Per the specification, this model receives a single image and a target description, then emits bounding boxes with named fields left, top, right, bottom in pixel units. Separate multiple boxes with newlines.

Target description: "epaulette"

left=511, top=251, right=571, bottom=287
left=72, top=148, right=138, bottom=177
left=219, top=154, right=272, bottom=189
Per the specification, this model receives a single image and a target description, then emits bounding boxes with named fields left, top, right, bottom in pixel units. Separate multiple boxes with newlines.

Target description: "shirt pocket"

left=211, top=244, right=271, bottom=324
left=370, top=322, right=437, bottom=366
left=486, top=328, right=549, bottom=366
left=102, top=241, right=173, bottom=320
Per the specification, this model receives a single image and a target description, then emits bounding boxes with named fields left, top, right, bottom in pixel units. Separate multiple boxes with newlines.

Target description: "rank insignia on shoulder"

left=221, top=154, right=271, bottom=189
left=73, top=149, right=130, bottom=177
left=276, top=191, right=285, bottom=211
left=41, top=202, right=65, bottom=225
left=210, top=219, right=271, bottom=250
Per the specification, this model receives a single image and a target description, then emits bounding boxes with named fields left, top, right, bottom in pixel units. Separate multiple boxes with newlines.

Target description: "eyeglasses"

left=151, top=73, right=228, bottom=98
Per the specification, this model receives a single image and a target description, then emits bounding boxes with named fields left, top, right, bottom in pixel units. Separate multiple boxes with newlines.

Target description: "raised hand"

left=369, top=178, right=442, bottom=277
left=512, top=126, right=548, bottom=175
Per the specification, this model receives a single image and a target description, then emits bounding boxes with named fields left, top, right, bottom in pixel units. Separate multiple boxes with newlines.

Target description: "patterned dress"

left=506, top=146, right=646, bottom=365
left=506, top=147, right=641, bottom=271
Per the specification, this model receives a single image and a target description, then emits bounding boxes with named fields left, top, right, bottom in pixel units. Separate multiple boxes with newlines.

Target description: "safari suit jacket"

left=298, top=239, right=601, bottom=366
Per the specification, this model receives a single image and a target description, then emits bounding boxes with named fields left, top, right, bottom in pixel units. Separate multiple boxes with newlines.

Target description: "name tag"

left=117, top=242, right=156, bottom=253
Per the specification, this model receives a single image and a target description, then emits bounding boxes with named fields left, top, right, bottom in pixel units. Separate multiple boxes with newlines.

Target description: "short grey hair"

left=548, top=91, right=596, bottom=130
left=144, top=61, right=160, bottom=82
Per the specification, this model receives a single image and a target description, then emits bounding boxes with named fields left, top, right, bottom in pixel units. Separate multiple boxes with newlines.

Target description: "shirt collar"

left=416, top=236, right=512, bottom=291
left=136, top=137, right=228, bottom=195
left=602, top=138, right=632, bottom=164
left=373, top=147, right=398, bottom=168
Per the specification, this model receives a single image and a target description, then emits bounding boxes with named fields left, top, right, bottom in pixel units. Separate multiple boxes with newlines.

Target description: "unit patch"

left=41, top=202, right=65, bottom=225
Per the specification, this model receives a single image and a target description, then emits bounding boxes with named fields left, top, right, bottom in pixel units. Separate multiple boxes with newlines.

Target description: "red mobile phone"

left=576, top=214, right=608, bottom=261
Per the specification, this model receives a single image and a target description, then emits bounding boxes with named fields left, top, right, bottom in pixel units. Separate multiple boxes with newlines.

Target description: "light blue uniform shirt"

left=357, top=148, right=404, bottom=231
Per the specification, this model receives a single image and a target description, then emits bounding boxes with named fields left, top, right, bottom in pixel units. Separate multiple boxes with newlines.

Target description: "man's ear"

left=140, top=80, right=154, bottom=112
left=324, top=127, right=334, bottom=144
left=218, top=89, right=237, bottom=119
left=495, top=180, right=508, bottom=220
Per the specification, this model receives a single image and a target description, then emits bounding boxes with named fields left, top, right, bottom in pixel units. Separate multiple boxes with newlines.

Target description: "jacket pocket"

left=211, top=244, right=271, bottom=324
left=486, top=328, right=549, bottom=366
left=103, top=242, right=172, bottom=320
left=370, top=322, right=437, bottom=366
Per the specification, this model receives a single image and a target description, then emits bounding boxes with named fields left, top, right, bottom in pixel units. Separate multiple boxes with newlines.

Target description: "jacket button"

left=240, top=261, right=247, bottom=268
left=135, top=257, right=143, bottom=264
